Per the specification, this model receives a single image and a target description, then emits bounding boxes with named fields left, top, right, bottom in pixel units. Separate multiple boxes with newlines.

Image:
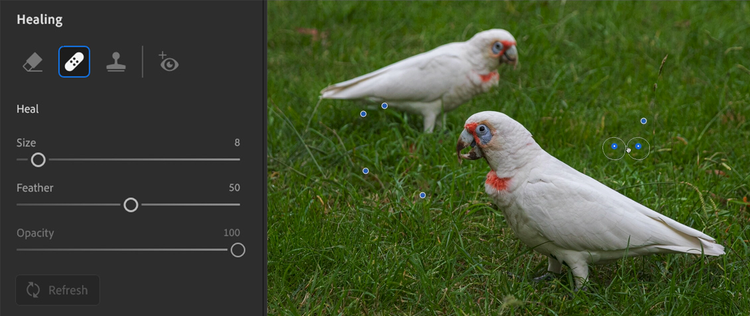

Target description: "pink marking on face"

left=464, top=122, right=481, bottom=145
left=499, top=40, right=516, bottom=56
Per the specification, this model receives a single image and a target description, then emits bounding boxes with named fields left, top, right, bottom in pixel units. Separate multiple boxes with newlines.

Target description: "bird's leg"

left=548, top=255, right=562, bottom=273
left=533, top=255, right=562, bottom=282
left=435, top=113, right=446, bottom=128
left=436, top=113, right=453, bottom=135
left=569, top=261, right=589, bottom=291
left=422, top=111, right=438, bottom=133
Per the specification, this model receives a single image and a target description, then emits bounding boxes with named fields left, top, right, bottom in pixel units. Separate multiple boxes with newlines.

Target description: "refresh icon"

left=158, top=51, right=179, bottom=72
left=27, top=281, right=40, bottom=298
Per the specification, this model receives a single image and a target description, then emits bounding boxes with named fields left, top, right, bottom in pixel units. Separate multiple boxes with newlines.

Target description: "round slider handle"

left=123, top=197, right=139, bottom=213
left=31, top=152, right=46, bottom=168
left=230, top=242, right=245, bottom=258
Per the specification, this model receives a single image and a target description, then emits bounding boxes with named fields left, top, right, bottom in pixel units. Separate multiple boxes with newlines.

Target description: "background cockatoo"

left=456, top=111, right=725, bottom=290
left=320, top=29, right=518, bottom=133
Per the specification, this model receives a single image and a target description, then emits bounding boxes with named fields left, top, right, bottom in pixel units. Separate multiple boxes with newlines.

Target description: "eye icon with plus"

left=158, top=51, right=179, bottom=72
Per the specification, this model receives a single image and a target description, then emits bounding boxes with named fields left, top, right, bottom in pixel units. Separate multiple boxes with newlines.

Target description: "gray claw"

left=532, top=273, right=557, bottom=283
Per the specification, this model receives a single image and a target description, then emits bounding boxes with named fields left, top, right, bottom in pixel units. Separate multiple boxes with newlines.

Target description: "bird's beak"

left=457, top=129, right=483, bottom=164
left=501, top=45, right=518, bottom=68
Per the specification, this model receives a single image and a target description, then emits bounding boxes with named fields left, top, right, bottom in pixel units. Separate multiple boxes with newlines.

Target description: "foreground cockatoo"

left=320, top=29, right=518, bottom=133
left=456, top=111, right=725, bottom=290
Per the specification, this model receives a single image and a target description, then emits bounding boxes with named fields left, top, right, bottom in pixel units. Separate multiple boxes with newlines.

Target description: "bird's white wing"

left=320, top=43, right=469, bottom=102
left=518, top=156, right=723, bottom=256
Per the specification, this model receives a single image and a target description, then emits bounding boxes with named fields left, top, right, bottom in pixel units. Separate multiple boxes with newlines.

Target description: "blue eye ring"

left=477, top=124, right=489, bottom=134
left=491, top=42, right=503, bottom=54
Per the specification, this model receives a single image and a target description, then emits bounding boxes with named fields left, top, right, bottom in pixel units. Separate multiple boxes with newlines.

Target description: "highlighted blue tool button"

left=58, top=46, right=90, bottom=78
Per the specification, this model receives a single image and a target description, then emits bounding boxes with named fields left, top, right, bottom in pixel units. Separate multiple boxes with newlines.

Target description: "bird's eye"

left=477, top=124, right=488, bottom=134
left=491, top=42, right=503, bottom=54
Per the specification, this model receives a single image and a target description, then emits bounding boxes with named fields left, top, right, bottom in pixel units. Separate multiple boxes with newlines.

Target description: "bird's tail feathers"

left=320, top=84, right=354, bottom=99
left=320, top=65, right=394, bottom=99
left=656, top=238, right=725, bottom=256
left=320, top=75, right=379, bottom=99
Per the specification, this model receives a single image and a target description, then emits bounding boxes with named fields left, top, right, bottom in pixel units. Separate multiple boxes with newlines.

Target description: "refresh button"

left=158, top=51, right=179, bottom=72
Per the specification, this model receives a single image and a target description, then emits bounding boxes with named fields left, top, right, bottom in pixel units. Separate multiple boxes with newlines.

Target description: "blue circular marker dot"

left=360, top=111, right=367, bottom=117
left=381, top=102, right=388, bottom=109
left=419, top=192, right=426, bottom=199
left=635, top=143, right=642, bottom=150
left=641, top=118, right=647, bottom=124
left=362, top=168, right=369, bottom=174
left=611, top=143, right=618, bottom=150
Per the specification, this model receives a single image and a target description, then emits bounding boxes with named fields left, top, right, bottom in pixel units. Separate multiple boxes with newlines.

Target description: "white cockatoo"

left=456, top=111, right=725, bottom=290
left=321, top=29, right=518, bottom=133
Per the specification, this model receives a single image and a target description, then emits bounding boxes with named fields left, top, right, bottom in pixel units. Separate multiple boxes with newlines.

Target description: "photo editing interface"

left=1, top=1, right=266, bottom=314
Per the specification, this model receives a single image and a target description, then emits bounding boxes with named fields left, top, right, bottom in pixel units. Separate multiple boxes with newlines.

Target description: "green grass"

left=267, top=1, right=750, bottom=314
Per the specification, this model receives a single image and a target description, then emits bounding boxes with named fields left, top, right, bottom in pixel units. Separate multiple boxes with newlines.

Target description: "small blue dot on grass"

left=635, top=143, right=642, bottom=150
left=640, top=118, right=647, bottom=124
left=362, top=168, right=369, bottom=174
left=419, top=192, right=426, bottom=199
left=360, top=111, right=367, bottom=117
left=381, top=102, right=388, bottom=109
left=611, top=143, right=618, bottom=150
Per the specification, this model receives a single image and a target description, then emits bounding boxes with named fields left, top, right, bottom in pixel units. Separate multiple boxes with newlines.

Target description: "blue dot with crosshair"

left=641, top=118, right=647, bottom=124
left=419, top=192, right=426, bottom=199
left=360, top=111, right=367, bottom=117
left=362, top=168, right=369, bottom=174
left=611, top=143, right=618, bottom=150
left=381, top=102, right=388, bottom=109
left=635, top=143, right=642, bottom=150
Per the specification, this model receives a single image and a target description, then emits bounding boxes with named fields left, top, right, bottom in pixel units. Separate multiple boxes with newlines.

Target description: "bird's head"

left=456, top=111, right=538, bottom=172
left=469, top=29, right=518, bottom=68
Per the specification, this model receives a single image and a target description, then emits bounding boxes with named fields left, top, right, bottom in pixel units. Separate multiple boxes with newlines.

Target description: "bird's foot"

left=559, top=285, right=588, bottom=300
left=532, top=272, right=558, bottom=283
left=504, top=271, right=522, bottom=280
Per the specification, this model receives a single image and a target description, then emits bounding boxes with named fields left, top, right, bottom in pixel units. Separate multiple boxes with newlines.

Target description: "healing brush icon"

left=23, top=52, right=43, bottom=72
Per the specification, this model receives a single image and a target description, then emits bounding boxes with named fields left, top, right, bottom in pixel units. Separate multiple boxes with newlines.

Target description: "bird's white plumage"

left=321, top=29, right=518, bottom=132
left=457, top=111, right=724, bottom=289
left=321, top=43, right=466, bottom=101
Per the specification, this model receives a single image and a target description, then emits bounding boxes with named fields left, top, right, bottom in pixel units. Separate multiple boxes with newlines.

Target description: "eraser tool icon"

left=23, top=52, right=43, bottom=72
